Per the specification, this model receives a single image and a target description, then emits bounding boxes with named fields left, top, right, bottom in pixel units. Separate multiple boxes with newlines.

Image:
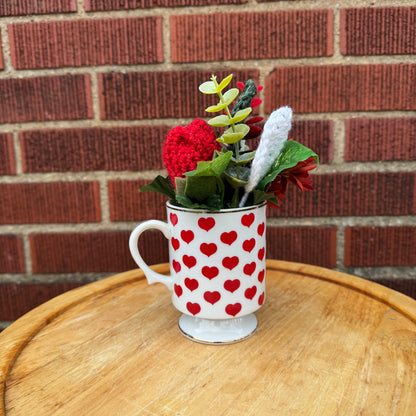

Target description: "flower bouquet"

left=129, top=73, right=319, bottom=344
left=141, top=73, right=318, bottom=210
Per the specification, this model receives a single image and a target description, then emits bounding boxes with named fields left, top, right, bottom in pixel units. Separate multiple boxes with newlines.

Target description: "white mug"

left=129, top=201, right=266, bottom=344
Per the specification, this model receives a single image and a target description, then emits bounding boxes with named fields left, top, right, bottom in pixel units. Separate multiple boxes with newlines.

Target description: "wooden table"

left=1, top=260, right=416, bottom=415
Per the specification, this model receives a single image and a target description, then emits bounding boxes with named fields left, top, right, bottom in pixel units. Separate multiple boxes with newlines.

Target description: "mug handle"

left=129, top=220, right=174, bottom=291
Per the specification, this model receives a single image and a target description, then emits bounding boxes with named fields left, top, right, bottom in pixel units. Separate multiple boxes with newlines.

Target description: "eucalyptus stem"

left=211, top=76, right=240, bottom=179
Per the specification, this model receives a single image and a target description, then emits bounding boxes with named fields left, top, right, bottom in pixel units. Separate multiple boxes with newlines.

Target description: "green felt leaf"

left=258, top=140, right=319, bottom=190
left=174, top=177, right=186, bottom=196
left=185, top=151, right=233, bottom=177
left=229, top=107, right=252, bottom=124
left=139, top=175, right=175, bottom=199
left=218, top=124, right=250, bottom=144
left=199, top=81, right=217, bottom=94
left=217, top=74, right=233, bottom=93
left=224, top=166, right=250, bottom=189
left=252, top=189, right=280, bottom=206
left=184, top=175, right=218, bottom=203
left=175, top=194, right=222, bottom=211
left=231, top=150, right=256, bottom=165
left=208, top=114, right=230, bottom=127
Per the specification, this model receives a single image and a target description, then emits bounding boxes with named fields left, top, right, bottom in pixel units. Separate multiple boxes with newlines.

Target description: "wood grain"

left=1, top=261, right=415, bottom=415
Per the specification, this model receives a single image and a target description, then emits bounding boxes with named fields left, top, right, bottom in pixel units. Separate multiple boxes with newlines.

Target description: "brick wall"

left=1, top=0, right=415, bottom=327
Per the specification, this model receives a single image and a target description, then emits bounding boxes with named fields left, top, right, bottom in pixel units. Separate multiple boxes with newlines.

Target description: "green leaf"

left=175, top=194, right=222, bottom=211
left=174, top=177, right=186, bottom=196
left=258, top=141, right=319, bottom=190
left=230, top=150, right=256, bottom=165
left=139, top=175, right=175, bottom=199
left=184, top=176, right=218, bottom=203
left=208, top=114, right=230, bottom=127
left=205, top=88, right=239, bottom=113
left=199, top=81, right=217, bottom=94
left=252, top=189, right=280, bottom=206
left=218, top=124, right=250, bottom=144
left=224, top=167, right=250, bottom=189
left=228, top=107, right=252, bottom=124
left=185, top=151, right=233, bottom=177
left=217, top=74, right=233, bottom=93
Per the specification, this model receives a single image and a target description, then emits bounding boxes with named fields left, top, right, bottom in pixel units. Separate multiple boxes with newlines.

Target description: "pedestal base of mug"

left=178, top=313, right=257, bottom=345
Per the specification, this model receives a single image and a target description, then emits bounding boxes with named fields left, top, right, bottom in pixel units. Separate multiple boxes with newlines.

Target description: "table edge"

left=1, top=260, right=415, bottom=415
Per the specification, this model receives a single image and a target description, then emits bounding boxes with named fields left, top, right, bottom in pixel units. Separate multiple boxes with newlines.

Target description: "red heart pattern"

left=174, top=284, right=183, bottom=297
left=168, top=205, right=266, bottom=318
left=181, top=230, right=194, bottom=244
left=185, top=278, right=198, bottom=291
left=171, top=237, right=180, bottom=251
left=170, top=213, right=178, bottom=226
left=200, top=243, right=217, bottom=257
left=220, top=231, right=237, bottom=245
left=225, top=303, right=242, bottom=316
left=224, top=279, right=240, bottom=293
left=243, top=262, right=256, bottom=276
left=198, top=217, right=215, bottom=231
left=257, top=222, right=265, bottom=236
left=204, top=291, right=221, bottom=305
left=222, top=256, right=239, bottom=270
left=245, top=286, right=257, bottom=300
left=242, top=238, right=255, bottom=253
left=172, top=260, right=181, bottom=273
left=202, top=266, right=219, bottom=280
left=183, top=255, right=196, bottom=269
left=241, top=213, right=255, bottom=227
left=186, top=302, right=201, bottom=315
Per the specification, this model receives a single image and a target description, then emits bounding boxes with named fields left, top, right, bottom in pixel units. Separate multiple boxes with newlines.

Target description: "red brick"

left=268, top=172, right=416, bottom=218
left=85, top=0, right=247, bottom=11
left=0, top=282, right=82, bottom=321
left=99, top=69, right=259, bottom=120
left=0, top=34, right=3, bottom=70
left=265, top=64, right=416, bottom=114
left=340, top=7, right=416, bottom=56
left=0, top=235, right=25, bottom=273
left=291, top=120, right=333, bottom=164
left=267, top=226, right=337, bottom=268
left=345, top=118, right=416, bottom=162
left=30, top=231, right=168, bottom=273
left=20, top=126, right=170, bottom=173
left=170, top=10, right=333, bottom=63
left=0, top=133, right=15, bottom=175
left=0, top=182, right=101, bottom=224
left=0, top=75, right=92, bottom=124
left=345, top=226, right=416, bottom=267
left=9, top=17, right=163, bottom=69
left=0, top=0, right=76, bottom=16
left=108, top=180, right=168, bottom=222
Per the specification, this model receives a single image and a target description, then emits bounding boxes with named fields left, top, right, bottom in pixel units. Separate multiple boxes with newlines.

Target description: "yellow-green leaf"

left=199, top=81, right=217, bottom=94
left=229, top=107, right=252, bottom=124
left=216, top=74, right=233, bottom=93
left=208, top=114, right=230, bottom=127
left=205, top=102, right=228, bottom=113
left=222, top=88, right=239, bottom=104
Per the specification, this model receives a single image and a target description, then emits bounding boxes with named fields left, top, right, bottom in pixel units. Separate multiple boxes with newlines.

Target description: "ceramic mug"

left=129, top=201, right=266, bottom=344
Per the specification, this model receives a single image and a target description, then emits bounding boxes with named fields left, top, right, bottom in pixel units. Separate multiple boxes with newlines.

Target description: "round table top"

left=1, top=260, right=416, bottom=415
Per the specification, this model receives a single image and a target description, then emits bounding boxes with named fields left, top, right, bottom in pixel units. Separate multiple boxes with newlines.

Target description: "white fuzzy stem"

left=240, top=106, right=292, bottom=207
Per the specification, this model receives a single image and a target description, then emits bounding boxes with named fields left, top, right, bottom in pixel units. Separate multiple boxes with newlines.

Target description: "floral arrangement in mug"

left=141, top=73, right=318, bottom=210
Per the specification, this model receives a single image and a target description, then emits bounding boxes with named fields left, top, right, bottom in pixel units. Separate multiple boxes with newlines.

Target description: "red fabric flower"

left=267, top=156, right=317, bottom=205
left=163, top=119, right=220, bottom=185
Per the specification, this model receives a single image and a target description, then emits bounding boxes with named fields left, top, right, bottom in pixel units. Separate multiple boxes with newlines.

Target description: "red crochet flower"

left=163, top=119, right=220, bottom=185
left=267, top=156, right=317, bottom=207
